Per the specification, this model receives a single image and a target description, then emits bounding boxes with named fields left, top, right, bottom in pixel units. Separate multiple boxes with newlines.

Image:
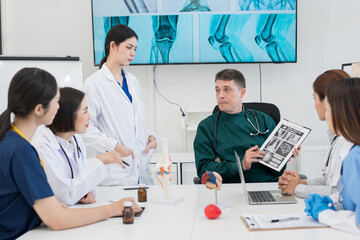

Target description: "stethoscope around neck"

left=321, top=135, right=339, bottom=177
left=213, top=105, right=269, bottom=156
left=58, top=135, right=83, bottom=179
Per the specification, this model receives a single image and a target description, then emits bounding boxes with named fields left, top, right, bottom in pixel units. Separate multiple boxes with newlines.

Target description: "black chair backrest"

left=212, top=102, right=281, bottom=125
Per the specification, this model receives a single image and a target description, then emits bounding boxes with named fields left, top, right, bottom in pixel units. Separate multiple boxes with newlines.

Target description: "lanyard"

left=11, top=125, right=45, bottom=171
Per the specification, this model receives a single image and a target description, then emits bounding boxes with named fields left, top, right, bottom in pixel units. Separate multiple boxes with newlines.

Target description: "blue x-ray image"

left=164, top=0, right=230, bottom=13
left=180, top=0, right=211, bottom=12
left=92, top=0, right=297, bottom=64
left=199, top=13, right=296, bottom=63
left=151, top=15, right=179, bottom=63
left=238, top=0, right=296, bottom=11
left=93, top=14, right=193, bottom=65
left=92, top=0, right=157, bottom=16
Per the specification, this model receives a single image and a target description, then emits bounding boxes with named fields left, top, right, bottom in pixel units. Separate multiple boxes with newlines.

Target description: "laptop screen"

left=234, top=151, right=248, bottom=202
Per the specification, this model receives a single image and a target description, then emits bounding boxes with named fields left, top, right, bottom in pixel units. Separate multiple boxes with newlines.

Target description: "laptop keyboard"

left=249, top=191, right=276, bottom=202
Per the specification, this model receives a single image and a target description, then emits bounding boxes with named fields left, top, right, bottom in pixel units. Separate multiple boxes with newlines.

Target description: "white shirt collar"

left=42, top=127, right=61, bottom=151
left=42, top=127, right=76, bottom=154
left=55, top=135, right=76, bottom=154
left=101, top=63, right=128, bottom=82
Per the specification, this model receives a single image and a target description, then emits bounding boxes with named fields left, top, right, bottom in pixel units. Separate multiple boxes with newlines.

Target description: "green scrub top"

left=194, top=109, right=284, bottom=183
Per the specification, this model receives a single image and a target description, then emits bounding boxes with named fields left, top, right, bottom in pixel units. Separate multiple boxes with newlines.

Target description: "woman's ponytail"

left=0, top=109, right=12, bottom=141
left=99, top=43, right=110, bottom=69
left=0, top=67, right=58, bottom=142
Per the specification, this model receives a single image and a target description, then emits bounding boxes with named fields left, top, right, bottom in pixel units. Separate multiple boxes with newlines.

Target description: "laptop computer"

left=234, top=151, right=297, bottom=205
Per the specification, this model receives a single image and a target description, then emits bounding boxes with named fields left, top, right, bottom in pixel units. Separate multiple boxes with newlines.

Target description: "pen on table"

left=271, top=217, right=299, bottom=223
left=123, top=187, right=149, bottom=190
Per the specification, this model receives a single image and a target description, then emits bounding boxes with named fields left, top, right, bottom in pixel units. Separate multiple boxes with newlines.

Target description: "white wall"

left=3, top=0, right=360, bottom=176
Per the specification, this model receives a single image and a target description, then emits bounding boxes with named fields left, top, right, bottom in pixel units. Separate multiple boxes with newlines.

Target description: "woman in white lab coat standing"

left=35, top=87, right=125, bottom=205
left=82, top=24, right=156, bottom=185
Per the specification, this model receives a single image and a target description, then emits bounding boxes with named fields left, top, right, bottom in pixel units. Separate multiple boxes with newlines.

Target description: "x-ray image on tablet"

left=259, top=119, right=311, bottom=172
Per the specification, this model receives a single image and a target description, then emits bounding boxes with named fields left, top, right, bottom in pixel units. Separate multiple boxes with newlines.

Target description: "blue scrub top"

left=0, top=131, right=54, bottom=240
left=341, top=145, right=360, bottom=225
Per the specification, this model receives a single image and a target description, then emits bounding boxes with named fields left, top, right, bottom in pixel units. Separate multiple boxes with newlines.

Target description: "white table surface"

left=19, top=183, right=359, bottom=240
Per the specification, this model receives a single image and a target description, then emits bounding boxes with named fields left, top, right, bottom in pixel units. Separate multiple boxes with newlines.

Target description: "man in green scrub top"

left=194, top=69, right=284, bottom=183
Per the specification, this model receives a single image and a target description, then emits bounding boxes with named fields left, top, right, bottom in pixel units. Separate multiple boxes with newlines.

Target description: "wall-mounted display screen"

left=91, top=0, right=297, bottom=65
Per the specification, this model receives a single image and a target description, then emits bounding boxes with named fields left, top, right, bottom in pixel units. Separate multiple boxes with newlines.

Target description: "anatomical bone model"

left=155, top=138, right=172, bottom=199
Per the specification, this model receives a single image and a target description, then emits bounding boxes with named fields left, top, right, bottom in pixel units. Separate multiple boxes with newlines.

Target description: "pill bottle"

left=138, top=184, right=147, bottom=202
left=123, top=201, right=134, bottom=224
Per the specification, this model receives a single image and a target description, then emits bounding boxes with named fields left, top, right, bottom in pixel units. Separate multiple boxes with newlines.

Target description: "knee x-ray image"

left=93, top=15, right=194, bottom=64
left=199, top=13, right=296, bottom=63
left=91, top=0, right=296, bottom=65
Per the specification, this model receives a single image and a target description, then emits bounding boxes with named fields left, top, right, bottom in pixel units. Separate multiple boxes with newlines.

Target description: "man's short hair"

left=215, top=69, right=246, bottom=89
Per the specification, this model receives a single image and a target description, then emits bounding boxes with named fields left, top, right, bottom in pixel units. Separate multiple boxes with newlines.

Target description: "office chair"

left=193, top=102, right=306, bottom=184
left=213, top=102, right=281, bottom=124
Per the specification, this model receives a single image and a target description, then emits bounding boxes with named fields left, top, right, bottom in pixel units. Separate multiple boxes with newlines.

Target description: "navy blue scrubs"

left=0, top=131, right=54, bottom=240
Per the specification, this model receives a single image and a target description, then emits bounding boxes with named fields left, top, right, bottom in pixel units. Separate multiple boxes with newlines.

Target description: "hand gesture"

left=79, top=192, right=96, bottom=204
left=201, top=171, right=223, bottom=190
left=278, top=170, right=300, bottom=195
left=110, top=198, right=143, bottom=217
left=97, top=150, right=126, bottom=168
left=305, top=194, right=334, bottom=220
left=289, top=145, right=301, bottom=162
left=242, top=145, right=265, bottom=170
left=115, top=144, right=134, bottom=159
left=144, top=136, right=157, bottom=154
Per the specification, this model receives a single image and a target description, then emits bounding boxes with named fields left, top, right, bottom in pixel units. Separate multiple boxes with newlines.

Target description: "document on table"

left=241, top=213, right=328, bottom=231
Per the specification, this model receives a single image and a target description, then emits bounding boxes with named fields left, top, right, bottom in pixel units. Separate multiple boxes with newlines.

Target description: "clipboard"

left=241, top=214, right=329, bottom=231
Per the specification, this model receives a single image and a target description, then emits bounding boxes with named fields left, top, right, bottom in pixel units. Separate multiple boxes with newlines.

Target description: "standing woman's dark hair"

left=99, top=24, right=138, bottom=69
left=326, top=78, right=360, bottom=145
left=48, top=87, right=84, bottom=133
left=0, top=68, right=58, bottom=141
left=313, top=69, right=350, bottom=101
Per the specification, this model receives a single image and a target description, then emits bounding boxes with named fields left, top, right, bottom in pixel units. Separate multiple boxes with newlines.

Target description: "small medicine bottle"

left=122, top=201, right=134, bottom=224
left=138, top=184, right=147, bottom=202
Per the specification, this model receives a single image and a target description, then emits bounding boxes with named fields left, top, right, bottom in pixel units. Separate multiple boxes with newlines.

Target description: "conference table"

left=19, top=183, right=358, bottom=240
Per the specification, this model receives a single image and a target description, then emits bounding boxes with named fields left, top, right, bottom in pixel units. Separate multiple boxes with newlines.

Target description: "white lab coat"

left=81, top=64, right=154, bottom=185
left=318, top=144, right=360, bottom=235
left=34, top=127, right=108, bottom=205
left=295, top=136, right=353, bottom=199
left=319, top=209, right=360, bottom=235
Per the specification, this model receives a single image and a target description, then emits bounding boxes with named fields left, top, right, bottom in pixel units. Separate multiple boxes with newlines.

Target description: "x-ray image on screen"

left=93, top=14, right=194, bottom=64
left=237, top=0, right=296, bottom=11
left=199, top=13, right=296, bottom=63
left=163, top=0, right=230, bottom=13
left=123, top=0, right=158, bottom=13
left=91, top=0, right=297, bottom=65
left=92, top=0, right=157, bottom=16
